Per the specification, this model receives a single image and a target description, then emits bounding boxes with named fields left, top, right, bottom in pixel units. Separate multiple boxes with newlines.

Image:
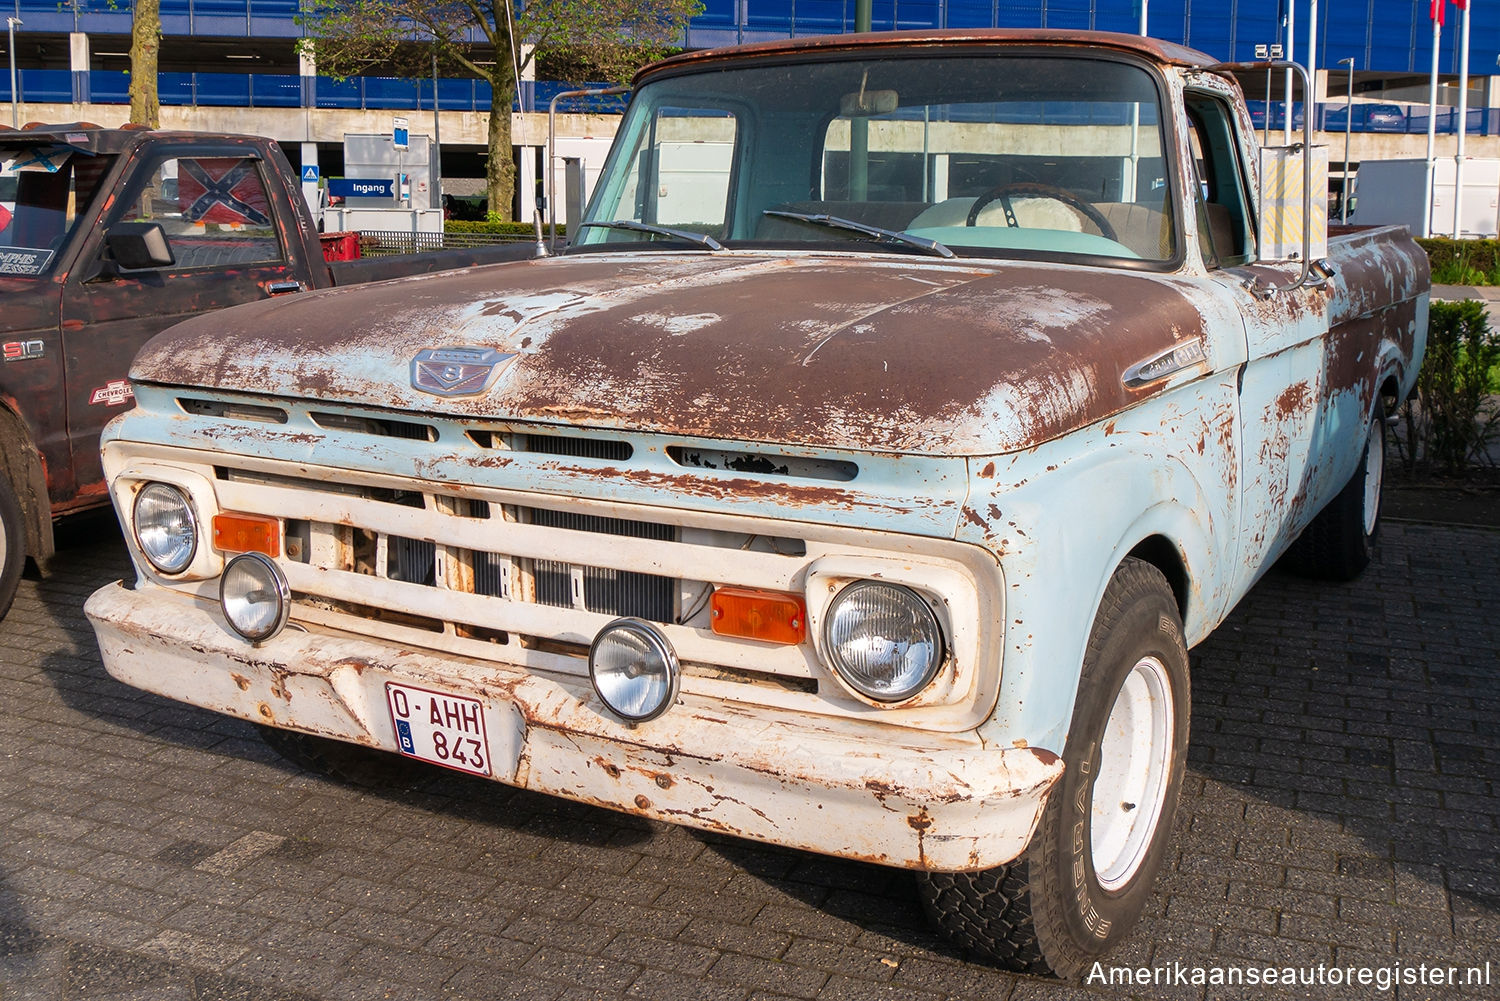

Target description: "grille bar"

left=216, top=477, right=805, bottom=589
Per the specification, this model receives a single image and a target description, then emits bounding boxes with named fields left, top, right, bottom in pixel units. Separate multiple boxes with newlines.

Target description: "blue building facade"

left=3, top=0, right=1497, bottom=127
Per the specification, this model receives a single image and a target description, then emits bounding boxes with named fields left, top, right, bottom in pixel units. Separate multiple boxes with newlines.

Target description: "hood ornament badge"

left=411, top=346, right=517, bottom=397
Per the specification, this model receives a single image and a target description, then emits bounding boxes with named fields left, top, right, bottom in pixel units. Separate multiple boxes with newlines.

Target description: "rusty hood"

left=131, top=252, right=1207, bottom=456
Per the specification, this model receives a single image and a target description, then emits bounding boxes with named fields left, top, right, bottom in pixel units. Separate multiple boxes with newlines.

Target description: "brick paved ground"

left=1, top=515, right=1497, bottom=1001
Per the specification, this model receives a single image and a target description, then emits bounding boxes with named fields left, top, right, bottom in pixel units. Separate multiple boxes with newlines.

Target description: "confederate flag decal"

left=0, top=203, right=12, bottom=231
left=178, top=158, right=271, bottom=226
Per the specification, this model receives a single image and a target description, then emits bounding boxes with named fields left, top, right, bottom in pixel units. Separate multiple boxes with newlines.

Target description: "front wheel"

left=918, top=558, right=1190, bottom=977
left=0, top=473, right=26, bottom=624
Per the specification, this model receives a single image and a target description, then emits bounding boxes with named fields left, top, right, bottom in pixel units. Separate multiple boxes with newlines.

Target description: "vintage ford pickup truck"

left=85, top=30, right=1427, bottom=974
left=0, top=123, right=530, bottom=621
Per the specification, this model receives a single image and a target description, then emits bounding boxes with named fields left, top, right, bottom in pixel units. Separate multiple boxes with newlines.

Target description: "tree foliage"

left=299, top=0, right=701, bottom=220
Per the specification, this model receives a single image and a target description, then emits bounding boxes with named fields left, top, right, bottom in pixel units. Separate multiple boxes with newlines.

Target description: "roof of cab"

left=637, top=28, right=1217, bottom=84
left=0, top=122, right=272, bottom=155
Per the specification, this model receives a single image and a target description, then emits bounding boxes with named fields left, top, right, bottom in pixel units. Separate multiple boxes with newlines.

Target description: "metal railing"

left=354, top=230, right=531, bottom=257
left=1, top=71, right=626, bottom=116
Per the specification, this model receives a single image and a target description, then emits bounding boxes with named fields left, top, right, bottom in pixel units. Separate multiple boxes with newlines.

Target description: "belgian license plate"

left=385, top=683, right=492, bottom=777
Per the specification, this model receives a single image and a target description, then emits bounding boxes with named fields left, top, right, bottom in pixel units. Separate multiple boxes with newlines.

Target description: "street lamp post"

left=6, top=16, right=20, bottom=129
left=1339, top=57, right=1354, bottom=224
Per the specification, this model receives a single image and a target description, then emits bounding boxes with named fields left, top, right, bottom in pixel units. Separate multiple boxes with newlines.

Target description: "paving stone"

left=2, top=511, right=1497, bottom=1001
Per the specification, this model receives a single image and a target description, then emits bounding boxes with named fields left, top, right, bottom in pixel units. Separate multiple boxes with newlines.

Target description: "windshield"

left=1, top=146, right=115, bottom=278
left=578, top=51, right=1177, bottom=264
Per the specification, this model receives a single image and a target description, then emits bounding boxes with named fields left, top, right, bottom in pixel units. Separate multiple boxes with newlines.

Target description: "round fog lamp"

left=589, top=618, right=681, bottom=723
left=824, top=581, right=944, bottom=703
left=220, top=552, right=290, bottom=643
left=133, top=482, right=198, bottom=575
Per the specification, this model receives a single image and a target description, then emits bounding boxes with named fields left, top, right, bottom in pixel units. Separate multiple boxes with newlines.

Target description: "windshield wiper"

left=761, top=210, right=955, bottom=259
left=579, top=220, right=723, bottom=251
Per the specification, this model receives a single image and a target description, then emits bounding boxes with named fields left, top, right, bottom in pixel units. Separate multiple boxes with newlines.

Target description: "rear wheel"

left=0, top=474, right=26, bottom=623
left=1284, top=414, right=1384, bottom=581
left=918, top=558, right=1190, bottom=977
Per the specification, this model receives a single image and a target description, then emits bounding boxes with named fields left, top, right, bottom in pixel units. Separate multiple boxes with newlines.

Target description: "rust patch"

left=978, top=461, right=996, bottom=478
left=334, top=657, right=376, bottom=675
left=634, top=794, right=651, bottom=810
left=1028, top=747, right=1062, bottom=768
left=1274, top=381, right=1312, bottom=421
left=132, top=254, right=1209, bottom=456
left=639, top=28, right=1222, bottom=85
left=231, top=673, right=251, bottom=692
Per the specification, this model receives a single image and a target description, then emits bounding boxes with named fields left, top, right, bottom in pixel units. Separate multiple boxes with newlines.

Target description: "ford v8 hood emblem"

left=411, top=346, right=518, bottom=397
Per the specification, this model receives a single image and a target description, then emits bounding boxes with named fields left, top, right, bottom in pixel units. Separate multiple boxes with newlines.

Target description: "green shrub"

left=446, top=219, right=564, bottom=237
left=1397, top=299, right=1500, bottom=475
left=1418, top=238, right=1500, bottom=285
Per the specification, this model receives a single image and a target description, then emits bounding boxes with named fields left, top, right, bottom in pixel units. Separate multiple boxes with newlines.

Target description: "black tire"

left=1284, top=415, right=1383, bottom=581
left=0, top=473, right=26, bottom=624
left=256, top=724, right=423, bottom=788
left=918, top=558, right=1190, bottom=977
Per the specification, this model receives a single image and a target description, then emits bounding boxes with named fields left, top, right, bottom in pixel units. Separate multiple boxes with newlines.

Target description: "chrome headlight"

left=589, top=618, right=680, bottom=723
left=133, top=482, right=198, bottom=575
left=220, top=552, right=290, bottom=643
left=824, top=581, right=945, bottom=703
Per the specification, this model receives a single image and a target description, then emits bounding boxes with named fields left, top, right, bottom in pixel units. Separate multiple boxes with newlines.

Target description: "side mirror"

left=104, top=222, right=175, bottom=271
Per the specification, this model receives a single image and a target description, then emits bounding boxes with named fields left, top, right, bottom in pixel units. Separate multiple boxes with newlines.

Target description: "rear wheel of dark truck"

left=1284, top=414, right=1384, bottom=581
left=918, top=558, right=1190, bottom=977
left=0, top=473, right=26, bottom=621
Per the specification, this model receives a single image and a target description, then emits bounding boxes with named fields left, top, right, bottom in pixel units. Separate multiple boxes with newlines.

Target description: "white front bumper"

left=86, top=581, right=1062, bottom=872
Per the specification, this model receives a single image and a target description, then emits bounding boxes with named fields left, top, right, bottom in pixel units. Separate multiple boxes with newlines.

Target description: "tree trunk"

left=486, top=74, right=517, bottom=222
left=128, top=0, right=161, bottom=128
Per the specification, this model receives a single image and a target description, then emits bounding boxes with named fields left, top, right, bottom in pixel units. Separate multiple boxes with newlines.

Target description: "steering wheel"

left=965, top=182, right=1118, bottom=242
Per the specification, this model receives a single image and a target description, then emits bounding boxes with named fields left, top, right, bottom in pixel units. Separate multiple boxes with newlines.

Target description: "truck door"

left=1184, top=87, right=1333, bottom=595
left=61, top=148, right=310, bottom=498
left=2, top=146, right=116, bottom=513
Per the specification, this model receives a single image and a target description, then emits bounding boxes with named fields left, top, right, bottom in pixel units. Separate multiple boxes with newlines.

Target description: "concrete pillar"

left=70, top=32, right=88, bottom=105
left=518, top=43, right=535, bottom=113
left=301, top=140, right=321, bottom=225
left=299, top=47, right=315, bottom=113
left=518, top=145, right=538, bottom=223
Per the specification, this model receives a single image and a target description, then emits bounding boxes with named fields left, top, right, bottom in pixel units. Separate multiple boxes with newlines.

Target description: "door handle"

left=265, top=280, right=304, bottom=296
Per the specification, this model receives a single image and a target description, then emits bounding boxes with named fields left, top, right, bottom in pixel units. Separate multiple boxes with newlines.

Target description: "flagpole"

left=1307, top=0, right=1319, bottom=136
left=1423, top=4, right=1442, bottom=239
left=1453, top=0, right=1471, bottom=237
left=1284, top=0, right=1296, bottom=143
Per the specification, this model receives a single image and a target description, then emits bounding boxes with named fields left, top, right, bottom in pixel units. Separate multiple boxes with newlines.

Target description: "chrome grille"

left=388, top=537, right=436, bottom=586
left=280, top=490, right=681, bottom=626
left=530, top=508, right=675, bottom=621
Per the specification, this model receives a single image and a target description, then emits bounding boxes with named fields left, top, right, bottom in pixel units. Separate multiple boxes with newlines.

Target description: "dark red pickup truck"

left=0, top=122, right=530, bottom=619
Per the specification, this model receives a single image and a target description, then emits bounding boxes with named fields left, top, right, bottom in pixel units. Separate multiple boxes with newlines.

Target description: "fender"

left=963, top=372, right=1239, bottom=755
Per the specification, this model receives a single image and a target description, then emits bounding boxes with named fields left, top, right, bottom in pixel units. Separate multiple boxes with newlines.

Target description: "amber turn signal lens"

left=709, top=586, right=807, bottom=645
left=212, top=513, right=282, bottom=558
